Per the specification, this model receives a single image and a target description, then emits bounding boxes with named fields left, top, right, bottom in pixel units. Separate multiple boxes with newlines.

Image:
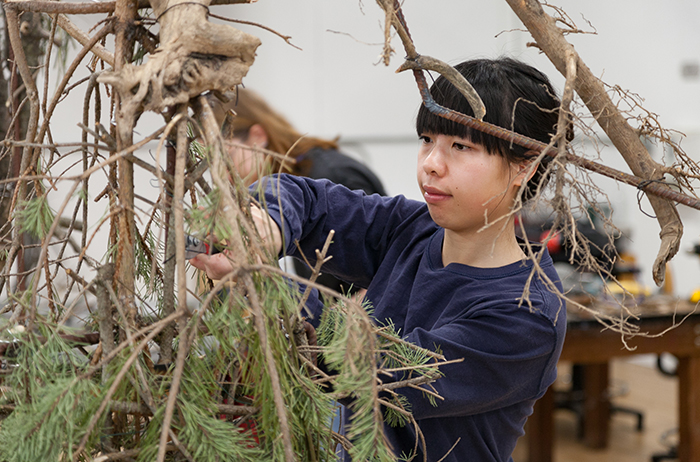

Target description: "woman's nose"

left=423, top=145, right=446, bottom=176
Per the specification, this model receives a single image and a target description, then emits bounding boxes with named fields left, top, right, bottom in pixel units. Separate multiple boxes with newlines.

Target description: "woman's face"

left=224, top=125, right=268, bottom=186
left=416, top=132, right=525, bottom=235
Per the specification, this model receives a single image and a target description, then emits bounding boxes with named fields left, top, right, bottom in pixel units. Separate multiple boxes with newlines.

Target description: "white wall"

left=46, top=0, right=700, bottom=298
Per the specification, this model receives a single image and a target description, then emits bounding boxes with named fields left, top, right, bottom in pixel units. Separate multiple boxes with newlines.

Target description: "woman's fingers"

left=190, top=253, right=235, bottom=280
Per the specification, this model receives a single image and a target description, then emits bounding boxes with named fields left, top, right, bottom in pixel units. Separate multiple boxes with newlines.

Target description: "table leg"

left=582, top=362, right=610, bottom=449
left=527, top=386, right=555, bottom=462
left=677, top=355, right=700, bottom=462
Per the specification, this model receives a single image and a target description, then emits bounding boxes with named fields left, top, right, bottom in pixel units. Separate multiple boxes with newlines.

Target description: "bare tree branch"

left=505, top=0, right=682, bottom=286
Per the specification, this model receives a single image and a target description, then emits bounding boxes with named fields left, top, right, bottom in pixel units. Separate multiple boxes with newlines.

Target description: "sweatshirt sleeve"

left=251, top=174, right=422, bottom=289
left=400, top=304, right=560, bottom=419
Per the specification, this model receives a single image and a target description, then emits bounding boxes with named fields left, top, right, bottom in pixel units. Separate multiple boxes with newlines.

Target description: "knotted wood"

left=98, top=0, right=261, bottom=115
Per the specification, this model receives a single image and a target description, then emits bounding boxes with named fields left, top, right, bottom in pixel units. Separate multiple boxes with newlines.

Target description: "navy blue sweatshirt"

left=256, top=174, right=566, bottom=462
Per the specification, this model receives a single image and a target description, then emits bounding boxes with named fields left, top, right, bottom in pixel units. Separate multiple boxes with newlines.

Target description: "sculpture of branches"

left=0, top=0, right=448, bottom=460
left=0, top=0, right=697, bottom=460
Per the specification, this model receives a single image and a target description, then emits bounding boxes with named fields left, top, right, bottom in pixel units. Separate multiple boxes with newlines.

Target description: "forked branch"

left=504, top=0, right=682, bottom=286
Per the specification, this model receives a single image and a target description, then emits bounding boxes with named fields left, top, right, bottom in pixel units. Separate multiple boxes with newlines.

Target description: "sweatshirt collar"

left=428, top=228, right=548, bottom=279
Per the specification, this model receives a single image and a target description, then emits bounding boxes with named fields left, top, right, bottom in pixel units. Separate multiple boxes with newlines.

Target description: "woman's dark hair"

left=416, top=57, right=569, bottom=200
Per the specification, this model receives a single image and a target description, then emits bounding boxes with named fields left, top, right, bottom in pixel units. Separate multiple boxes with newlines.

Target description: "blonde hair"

left=211, top=88, right=339, bottom=176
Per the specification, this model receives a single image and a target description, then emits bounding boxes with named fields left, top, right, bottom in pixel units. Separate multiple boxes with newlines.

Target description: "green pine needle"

left=15, top=196, right=56, bottom=239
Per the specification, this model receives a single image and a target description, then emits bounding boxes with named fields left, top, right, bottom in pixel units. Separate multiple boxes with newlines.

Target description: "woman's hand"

left=189, top=205, right=282, bottom=281
left=189, top=252, right=236, bottom=280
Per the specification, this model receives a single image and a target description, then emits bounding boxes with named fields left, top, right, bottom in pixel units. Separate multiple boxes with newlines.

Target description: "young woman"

left=193, top=57, right=567, bottom=462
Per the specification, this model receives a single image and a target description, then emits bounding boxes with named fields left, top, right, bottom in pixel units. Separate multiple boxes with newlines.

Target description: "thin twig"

left=295, top=230, right=335, bottom=317
left=156, top=110, right=192, bottom=462
left=209, top=13, right=301, bottom=50
left=56, top=14, right=115, bottom=65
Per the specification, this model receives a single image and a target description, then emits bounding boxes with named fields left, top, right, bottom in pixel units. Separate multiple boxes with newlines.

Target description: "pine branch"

left=107, top=400, right=257, bottom=417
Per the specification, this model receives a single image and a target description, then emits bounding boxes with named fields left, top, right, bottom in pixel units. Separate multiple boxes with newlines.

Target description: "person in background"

left=210, top=88, right=386, bottom=295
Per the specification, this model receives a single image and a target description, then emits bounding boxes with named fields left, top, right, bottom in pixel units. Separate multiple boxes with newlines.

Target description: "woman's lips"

left=423, top=185, right=450, bottom=204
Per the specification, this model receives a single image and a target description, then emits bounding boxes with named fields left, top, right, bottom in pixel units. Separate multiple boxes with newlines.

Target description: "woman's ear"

left=247, top=124, right=269, bottom=149
left=512, top=160, right=537, bottom=187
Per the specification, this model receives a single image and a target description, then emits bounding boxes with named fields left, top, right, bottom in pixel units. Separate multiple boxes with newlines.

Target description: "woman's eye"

left=419, top=135, right=432, bottom=144
left=453, top=142, right=469, bottom=151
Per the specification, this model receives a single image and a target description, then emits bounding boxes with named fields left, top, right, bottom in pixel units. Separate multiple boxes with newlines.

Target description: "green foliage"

left=104, top=240, right=119, bottom=263
left=187, top=123, right=206, bottom=160
left=235, top=275, right=338, bottom=461
left=188, top=188, right=233, bottom=243
left=75, top=186, right=89, bottom=203
left=135, top=363, right=267, bottom=462
left=383, top=394, right=411, bottom=428
left=4, top=290, right=33, bottom=319
left=0, top=330, right=103, bottom=462
left=15, top=195, right=55, bottom=239
left=132, top=43, right=148, bottom=65
left=317, top=301, right=444, bottom=457
left=317, top=301, right=395, bottom=462
left=135, top=220, right=164, bottom=299
left=0, top=378, right=104, bottom=462
left=3, top=326, right=86, bottom=395
left=378, top=321, right=442, bottom=409
left=179, top=399, right=266, bottom=461
left=0, top=180, right=448, bottom=462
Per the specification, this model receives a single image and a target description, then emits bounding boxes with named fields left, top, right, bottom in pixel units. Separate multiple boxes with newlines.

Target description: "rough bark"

left=0, top=10, right=43, bottom=280
left=0, top=11, right=13, bottom=273
left=6, top=0, right=253, bottom=15
left=112, top=0, right=139, bottom=327
left=95, top=263, right=116, bottom=381
left=97, top=0, right=261, bottom=115
left=505, top=0, right=682, bottom=286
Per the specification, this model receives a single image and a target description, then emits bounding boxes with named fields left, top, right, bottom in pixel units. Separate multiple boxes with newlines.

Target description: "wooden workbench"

left=525, top=297, right=700, bottom=462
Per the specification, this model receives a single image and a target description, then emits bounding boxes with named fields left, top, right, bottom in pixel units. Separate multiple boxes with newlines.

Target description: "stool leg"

left=610, top=405, right=644, bottom=431
left=582, top=363, right=610, bottom=449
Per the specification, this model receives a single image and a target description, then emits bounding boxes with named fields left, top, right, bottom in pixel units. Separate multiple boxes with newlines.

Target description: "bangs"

left=415, top=59, right=560, bottom=159
left=416, top=98, right=506, bottom=156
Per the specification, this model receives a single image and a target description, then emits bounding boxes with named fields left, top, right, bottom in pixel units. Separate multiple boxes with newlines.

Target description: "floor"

left=513, top=358, right=679, bottom=462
